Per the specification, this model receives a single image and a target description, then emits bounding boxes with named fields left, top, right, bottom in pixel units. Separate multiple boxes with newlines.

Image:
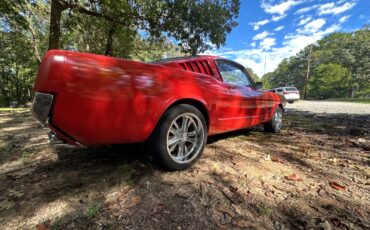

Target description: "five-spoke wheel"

left=264, top=106, right=283, bottom=133
left=166, top=113, right=205, bottom=164
left=151, top=104, right=207, bottom=170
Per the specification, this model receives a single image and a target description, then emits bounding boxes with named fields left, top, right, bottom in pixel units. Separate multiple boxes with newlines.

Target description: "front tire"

left=151, top=104, right=207, bottom=170
left=264, top=106, right=283, bottom=133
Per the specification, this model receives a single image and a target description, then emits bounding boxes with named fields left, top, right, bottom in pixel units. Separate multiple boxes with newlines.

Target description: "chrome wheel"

left=274, top=108, right=283, bottom=130
left=166, top=113, right=205, bottom=164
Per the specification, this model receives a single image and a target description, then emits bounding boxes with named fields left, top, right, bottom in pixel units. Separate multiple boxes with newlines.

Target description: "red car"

left=32, top=50, right=285, bottom=170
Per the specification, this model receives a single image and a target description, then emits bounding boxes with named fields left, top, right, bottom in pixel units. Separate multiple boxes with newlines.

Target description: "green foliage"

left=86, top=204, right=101, bottom=218
left=263, top=26, right=370, bottom=99
left=51, top=0, right=240, bottom=55
left=246, top=67, right=259, bottom=82
left=160, top=0, right=240, bottom=54
left=309, top=64, right=351, bottom=99
left=0, top=0, right=240, bottom=106
left=1, top=0, right=48, bottom=106
left=261, top=72, right=272, bottom=90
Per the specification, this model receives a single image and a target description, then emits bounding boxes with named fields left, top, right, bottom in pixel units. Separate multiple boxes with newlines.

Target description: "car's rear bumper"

left=32, top=92, right=81, bottom=146
left=284, top=94, right=300, bottom=101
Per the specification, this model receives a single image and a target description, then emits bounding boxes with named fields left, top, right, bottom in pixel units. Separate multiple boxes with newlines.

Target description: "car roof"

left=273, top=86, right=297, bottom=89
left=149, top=55, right=221, bottom=64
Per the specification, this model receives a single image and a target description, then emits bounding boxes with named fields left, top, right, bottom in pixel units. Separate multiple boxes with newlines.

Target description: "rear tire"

left=264, top=106, right=283, bottom=133
left=150, top=104, right=207, bottom=171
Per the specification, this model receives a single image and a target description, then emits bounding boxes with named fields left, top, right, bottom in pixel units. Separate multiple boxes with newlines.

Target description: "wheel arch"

left=163, top=98, right=210, bottom=131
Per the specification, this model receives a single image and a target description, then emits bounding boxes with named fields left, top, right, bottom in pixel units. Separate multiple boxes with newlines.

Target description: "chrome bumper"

left=31, top=92, right=54, bottom=124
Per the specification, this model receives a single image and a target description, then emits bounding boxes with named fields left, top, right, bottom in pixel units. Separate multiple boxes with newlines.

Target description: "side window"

left=277, top=89, right=283, bottom=92
left=217, top=61, right=251, bottom=87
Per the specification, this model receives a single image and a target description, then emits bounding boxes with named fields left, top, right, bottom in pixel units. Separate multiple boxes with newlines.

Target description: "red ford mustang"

left=32, top=50, right=285, bottom=170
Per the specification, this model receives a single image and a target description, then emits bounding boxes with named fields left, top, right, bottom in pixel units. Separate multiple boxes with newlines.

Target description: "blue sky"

left=205, top=0, right=370, bottom=77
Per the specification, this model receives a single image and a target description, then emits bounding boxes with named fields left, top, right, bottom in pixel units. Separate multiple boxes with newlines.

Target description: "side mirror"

left=255, top=82, right=263, bottom=89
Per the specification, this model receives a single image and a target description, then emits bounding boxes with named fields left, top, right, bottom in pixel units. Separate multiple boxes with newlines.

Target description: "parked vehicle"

left=269, top=87, right=300, bottom=103
left=32, top=50, right=286, bottom=170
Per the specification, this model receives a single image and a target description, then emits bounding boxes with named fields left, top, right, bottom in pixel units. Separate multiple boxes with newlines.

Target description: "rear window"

left=286, top=87, right=298, bottom=92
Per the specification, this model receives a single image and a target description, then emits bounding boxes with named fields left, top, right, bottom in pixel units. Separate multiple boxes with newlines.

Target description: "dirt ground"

left=0, top=106, right=369, bottom=230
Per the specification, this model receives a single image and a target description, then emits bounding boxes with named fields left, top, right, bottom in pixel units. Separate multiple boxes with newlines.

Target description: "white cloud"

left=204, top=21, right=344, bottom=77
left=318, top=2, right=356, bottom=15
left=260, top=38, right=276, bottom=50
left=295, top=5, right=319, bottom=14
left=202, top=1, right=353, bottom=77
left=253, top=31, right=271, bottom=40
left=272, top=14, right=286, bottom=22
left=339, top=15, right=350, bottom=23
left=250, top=19, right=270, bottom=30
left=298, top=17, right=312, bottom=26
left=262, top=0, right=303, bottom=15
left=297, top=18, right=326, bottom=34
left=274, top=26, right=285, bottom=31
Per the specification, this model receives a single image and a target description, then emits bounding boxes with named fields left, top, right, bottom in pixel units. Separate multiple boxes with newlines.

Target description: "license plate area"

left=31, top=92, right=54, bottom=123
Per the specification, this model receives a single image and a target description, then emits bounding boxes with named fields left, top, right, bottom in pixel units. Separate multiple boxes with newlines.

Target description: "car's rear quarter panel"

left=51, top=52, right=215, bottom=145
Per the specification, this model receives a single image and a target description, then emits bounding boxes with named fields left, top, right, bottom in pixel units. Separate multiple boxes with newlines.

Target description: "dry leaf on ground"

left=272, top=156, right=285, bottom=163
left=284, top=174, right=303, bottom=181
left=329, top=181, right=346, bottom=190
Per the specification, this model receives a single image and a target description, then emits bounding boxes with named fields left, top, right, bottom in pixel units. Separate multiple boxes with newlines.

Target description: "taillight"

left=284, top=91, right=299, bottom=94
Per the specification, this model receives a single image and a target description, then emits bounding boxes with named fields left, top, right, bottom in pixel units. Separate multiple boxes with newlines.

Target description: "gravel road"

left=285, top=100, right=370, bottom=114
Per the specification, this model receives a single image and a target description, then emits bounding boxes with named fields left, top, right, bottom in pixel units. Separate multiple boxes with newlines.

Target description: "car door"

left=215, top=60, right=266, bottom=130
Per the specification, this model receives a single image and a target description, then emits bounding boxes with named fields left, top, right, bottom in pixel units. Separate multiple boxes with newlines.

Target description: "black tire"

left=288, top=100, right=294, bottom=104
left=150, top=104, right=207, bottom=171
left=264, top=106, right=283, bottom=133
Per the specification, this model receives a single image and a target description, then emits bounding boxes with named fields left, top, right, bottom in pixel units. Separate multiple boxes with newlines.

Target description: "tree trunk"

left=105, top=24, right=116, bottom=56
left=48, top=0, right=65, bottom=50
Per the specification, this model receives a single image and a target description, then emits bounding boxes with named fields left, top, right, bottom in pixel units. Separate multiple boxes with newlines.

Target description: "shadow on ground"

left=0, top=110, right=369, bottom=229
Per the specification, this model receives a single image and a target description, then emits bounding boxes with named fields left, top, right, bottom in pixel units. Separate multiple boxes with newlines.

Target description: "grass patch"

left=86, top=204, right=101, bottom=219
left=326, top=98, right=370, bottom=104
left=259, top=207, right=272, bottom=217
left=0, top=108, right=29, bottom=112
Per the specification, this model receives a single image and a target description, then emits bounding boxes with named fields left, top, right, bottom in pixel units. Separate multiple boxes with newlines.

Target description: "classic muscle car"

left=32, top=50, right=285, bottom=170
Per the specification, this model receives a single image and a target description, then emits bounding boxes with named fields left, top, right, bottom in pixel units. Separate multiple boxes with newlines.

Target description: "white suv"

left=270, top=87, right=300, bottom=103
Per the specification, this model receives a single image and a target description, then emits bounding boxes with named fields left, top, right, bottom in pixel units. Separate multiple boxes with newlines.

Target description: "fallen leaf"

left=125, top=195, right=141, bottom=208
left=329, top=181, right=346, bottom=191
left=235, top=219, right=256, bottom=228
left=272, top=157, right=284, bottom=163
left=36, top=224, right=49, bottom=230
left=285, top=174, right=303, bottom=181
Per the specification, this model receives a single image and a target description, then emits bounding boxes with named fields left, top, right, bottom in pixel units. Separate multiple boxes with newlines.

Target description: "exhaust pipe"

left=48, top=131, right=65, bottom=145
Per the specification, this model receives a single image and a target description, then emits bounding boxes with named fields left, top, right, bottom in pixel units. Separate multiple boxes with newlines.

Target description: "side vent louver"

left=180, top=60, right=213, bottom=76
